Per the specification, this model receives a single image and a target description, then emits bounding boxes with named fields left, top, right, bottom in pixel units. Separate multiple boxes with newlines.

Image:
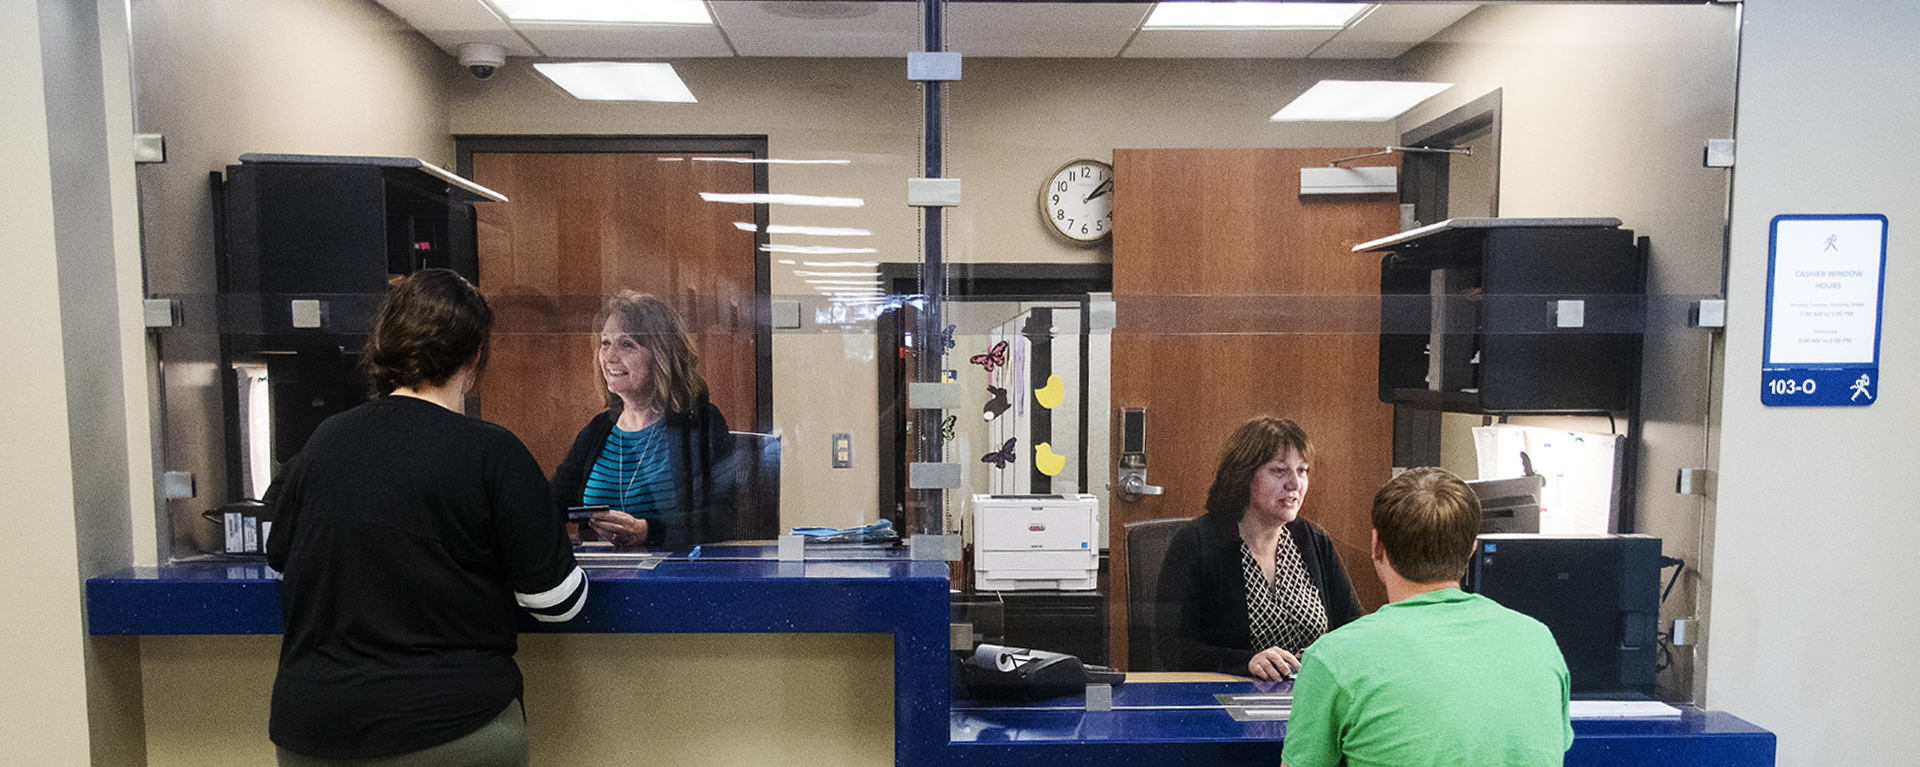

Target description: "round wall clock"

left=1040, top=158, right=1114, bottom=243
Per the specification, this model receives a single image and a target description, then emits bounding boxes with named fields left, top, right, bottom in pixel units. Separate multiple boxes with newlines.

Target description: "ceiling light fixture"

left=1270, top=80, right=1452, bottom=122
left=533, top=62, right=697, bottom=102
left=494, top=0, right=711, bottom=24
left=1144, top=2, right=1373, bottom=30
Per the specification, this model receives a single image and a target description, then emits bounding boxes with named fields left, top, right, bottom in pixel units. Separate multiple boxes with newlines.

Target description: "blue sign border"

left=1761, top=213, right=1888, bottom=407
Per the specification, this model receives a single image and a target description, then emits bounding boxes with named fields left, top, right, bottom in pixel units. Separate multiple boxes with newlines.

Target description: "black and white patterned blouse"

left=1241, top=532, right=1330, bottom=655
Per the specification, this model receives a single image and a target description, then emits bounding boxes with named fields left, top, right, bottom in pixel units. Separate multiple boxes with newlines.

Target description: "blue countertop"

left=86, top=556, right=1773, bottom=766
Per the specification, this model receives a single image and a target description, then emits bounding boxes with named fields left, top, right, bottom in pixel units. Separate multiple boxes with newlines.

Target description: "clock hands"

left=1082, top=178, right=1113, bottom=203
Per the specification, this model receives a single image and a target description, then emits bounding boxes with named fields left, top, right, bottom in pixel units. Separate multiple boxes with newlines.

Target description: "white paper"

left=1472, top=425, right=1618, bottom=535
left=1569, top=700, right=1682, bottom=719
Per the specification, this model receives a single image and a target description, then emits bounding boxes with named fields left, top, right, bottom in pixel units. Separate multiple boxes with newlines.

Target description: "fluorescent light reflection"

left=495, top=0, right=711, bottom=24
left=1271, top=80, right=1452, bottom=122
left=734, top=223, right=875, bottom=237
left=694, top=157, right=852, bottom=165
left=762, top=245, right=879, bottom=255
left=802, top=261, right=880, bottom=267
left=533, top=62, right=696, bottom=102
left=1145, top=2, right=1372, bottom=29
left=793, top=271, right=881, bottom=278
left=700, top=193, right=864, bottom=207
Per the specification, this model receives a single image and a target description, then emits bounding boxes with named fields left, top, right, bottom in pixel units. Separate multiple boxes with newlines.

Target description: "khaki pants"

left=276, top=699, right=527, bottom=767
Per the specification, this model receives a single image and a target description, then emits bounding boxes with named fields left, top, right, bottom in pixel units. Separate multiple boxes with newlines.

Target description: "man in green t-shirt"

left=1281, top=467, right=1573, bottom=767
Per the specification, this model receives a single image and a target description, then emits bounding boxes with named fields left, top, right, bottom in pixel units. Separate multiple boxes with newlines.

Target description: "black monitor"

left=1468, top=474, right=1544, bottom=534
left=1466, top=534, right=1661, bottom=699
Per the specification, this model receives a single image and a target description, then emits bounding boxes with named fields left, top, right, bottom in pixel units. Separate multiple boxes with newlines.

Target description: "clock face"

left=1041, top=159, right=1114, bottom=243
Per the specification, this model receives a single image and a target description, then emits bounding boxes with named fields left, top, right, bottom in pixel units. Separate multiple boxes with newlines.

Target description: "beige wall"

left=1398, top=3, right=1740, bottom=701
left=1712, top=1, right=1920, bottom=763
left=3, top=4, right=94, bottom=763
left=137, top=634, right=892, bottom=767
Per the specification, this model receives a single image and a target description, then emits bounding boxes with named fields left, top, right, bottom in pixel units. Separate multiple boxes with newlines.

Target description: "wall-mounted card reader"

left=1117, top=408, right=1163, bottom=502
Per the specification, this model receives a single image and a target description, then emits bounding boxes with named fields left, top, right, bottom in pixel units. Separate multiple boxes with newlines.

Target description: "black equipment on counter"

left=959, top=644, right=1125, bottom=702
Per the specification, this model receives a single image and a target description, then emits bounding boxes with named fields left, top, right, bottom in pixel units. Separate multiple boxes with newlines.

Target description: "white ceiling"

left=371, top=1, right=1480, bottom=61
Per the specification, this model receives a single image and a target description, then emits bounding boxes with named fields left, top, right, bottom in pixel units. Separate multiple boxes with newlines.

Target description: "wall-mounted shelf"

left=1358, top=217, right=1646, bottom=414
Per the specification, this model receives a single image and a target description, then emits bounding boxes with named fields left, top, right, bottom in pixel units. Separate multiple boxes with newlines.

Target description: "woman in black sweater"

left=1156, top=416, right=1362, bottom=680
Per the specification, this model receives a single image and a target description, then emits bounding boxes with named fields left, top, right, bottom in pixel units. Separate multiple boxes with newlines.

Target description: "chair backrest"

left=1124, top=517, right=1193, bottom=671
left=723, top=431, right=781, bottom=541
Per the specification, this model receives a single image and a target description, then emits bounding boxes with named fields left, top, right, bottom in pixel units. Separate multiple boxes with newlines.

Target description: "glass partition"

left=138, top=0, right=1739, bottom=702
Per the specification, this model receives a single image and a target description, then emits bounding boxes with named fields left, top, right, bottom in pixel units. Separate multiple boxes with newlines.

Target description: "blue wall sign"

left=1761, top=214, right=1888, bottom=406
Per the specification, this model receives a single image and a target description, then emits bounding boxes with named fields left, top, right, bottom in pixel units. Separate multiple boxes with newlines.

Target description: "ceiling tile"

left=714, top=2, right=920, bottom=57
left=947, top=3, right=1149, bottom=58
left=517, top=23, right=735, bottom=58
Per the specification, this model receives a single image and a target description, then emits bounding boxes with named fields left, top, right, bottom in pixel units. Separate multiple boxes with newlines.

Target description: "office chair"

left=1124, top=517, right=1192, bottom=672
left=722, top=431, right=782, bottom=541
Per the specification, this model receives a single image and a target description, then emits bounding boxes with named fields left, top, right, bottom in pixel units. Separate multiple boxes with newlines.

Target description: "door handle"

left=1119, top=470, right=1164, bottom=500
left=1116, top=407, right=1161, bottom=502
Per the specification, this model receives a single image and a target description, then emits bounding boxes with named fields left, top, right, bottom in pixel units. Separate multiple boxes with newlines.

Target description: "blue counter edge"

left=86, top=562, right=1775, bottom=767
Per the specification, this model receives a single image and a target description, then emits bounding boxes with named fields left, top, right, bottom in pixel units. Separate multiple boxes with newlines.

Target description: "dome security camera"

left=458, top=43, right=506, bottom=80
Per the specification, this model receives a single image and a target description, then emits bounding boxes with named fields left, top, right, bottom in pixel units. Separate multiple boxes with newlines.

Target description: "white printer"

left=972, top=494, right=1099, bottom=591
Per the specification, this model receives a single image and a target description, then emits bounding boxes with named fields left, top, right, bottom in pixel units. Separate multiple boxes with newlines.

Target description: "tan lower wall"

left=139, top=633, right=894, bottom=766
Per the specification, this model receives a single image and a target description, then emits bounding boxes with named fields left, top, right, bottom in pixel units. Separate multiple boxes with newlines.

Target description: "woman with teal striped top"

left=551, top=291, right=736, bottom=549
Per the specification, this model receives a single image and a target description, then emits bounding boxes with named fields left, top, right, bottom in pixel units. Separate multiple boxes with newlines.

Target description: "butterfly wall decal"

left=970, top=340, right=1008, bottom=374
left=981, top=437, right=1017, bottom=469
left=940, top=414, right=956, bottom=442
left=940, top=324, right=957, bottom=353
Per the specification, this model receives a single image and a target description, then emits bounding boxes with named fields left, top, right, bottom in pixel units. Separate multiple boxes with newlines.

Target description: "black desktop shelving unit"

left=1359, top=217, right=1647, bottom=414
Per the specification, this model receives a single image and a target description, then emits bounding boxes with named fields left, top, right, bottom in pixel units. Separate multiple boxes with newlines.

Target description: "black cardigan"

left=1154, top=511, right=1363, bottom=675
left=550, top=401, right=737, bottom=548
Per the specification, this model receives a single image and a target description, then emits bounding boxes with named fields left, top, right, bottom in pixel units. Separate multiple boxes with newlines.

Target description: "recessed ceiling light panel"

left=534, top=62, right=697, bottom=102
left=1145, top=2, right=1373, bottom=30
left=1270, top=80, right=1452, bottom=122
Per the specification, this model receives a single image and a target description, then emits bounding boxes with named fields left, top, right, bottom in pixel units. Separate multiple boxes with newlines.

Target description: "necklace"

left=617, top=420, right=662, bottom=510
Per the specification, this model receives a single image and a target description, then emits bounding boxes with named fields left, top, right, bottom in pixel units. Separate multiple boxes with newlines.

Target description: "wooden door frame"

left=454, top=135, right=773, bottom=432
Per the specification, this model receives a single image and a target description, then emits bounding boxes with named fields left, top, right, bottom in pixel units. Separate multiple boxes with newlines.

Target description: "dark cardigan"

left=550, top=400, right=737, bottom=548
left=1154, top=510, right=1363, bottom=675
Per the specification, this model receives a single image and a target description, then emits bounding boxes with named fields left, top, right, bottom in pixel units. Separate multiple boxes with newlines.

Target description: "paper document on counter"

left=1569, top=700, right=1682, bottom=719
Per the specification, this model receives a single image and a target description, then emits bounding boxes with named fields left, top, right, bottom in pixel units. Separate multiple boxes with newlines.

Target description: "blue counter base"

left=87, top=560, right=1773, bottom=767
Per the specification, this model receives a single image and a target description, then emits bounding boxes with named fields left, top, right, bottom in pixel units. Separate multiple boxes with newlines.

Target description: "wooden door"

left=1108, top=148, right=1400, bottom=669
left=466, top=149, right=761, bottom=473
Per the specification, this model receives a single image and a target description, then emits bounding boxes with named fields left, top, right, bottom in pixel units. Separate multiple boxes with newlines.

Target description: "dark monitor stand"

left=1466, top=534, right=1662, bottom=699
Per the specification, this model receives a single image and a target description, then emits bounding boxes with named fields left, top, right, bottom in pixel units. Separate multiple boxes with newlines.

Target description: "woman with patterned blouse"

left=1155, top=416, right=1363, bottom=679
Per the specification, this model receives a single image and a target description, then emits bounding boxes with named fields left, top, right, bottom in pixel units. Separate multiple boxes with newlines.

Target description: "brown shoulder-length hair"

left=362, top=269, right=493, bottom=395
left=1371, top=467, right=1482, bottom=584
left=1203, top=416, right=1316, bottom=519
left=598, top=290, right=707, bottom=416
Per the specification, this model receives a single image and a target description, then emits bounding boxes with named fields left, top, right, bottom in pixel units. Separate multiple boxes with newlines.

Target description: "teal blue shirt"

left=1281, top=588, right=1573, bottom=767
